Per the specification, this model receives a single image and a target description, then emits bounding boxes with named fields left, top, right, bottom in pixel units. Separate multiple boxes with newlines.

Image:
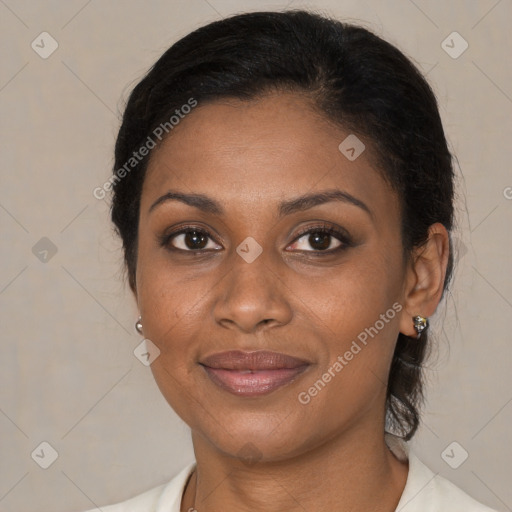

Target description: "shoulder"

left=425, top=471, right=499, bottom=511
left=79, top=462, right=196, bottom=512
left=397, top=449, right=499, bottom=511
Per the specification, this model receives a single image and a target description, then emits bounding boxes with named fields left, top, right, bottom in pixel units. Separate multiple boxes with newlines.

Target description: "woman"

left=86, top=9, right=499, bottom=512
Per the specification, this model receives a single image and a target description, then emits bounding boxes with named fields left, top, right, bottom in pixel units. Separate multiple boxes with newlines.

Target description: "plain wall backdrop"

left=0, top=0, right=511, bottom=510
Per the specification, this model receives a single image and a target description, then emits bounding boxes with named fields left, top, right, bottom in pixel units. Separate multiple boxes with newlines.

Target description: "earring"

left=413, top=315, right=428, bottom=337
left=135, top=316, right=143, bottom=335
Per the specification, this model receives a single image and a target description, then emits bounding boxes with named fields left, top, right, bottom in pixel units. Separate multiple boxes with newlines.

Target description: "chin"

left=191, top=404, right=321, bottom=464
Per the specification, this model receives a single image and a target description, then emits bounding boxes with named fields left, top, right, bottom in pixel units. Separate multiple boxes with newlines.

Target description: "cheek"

left=312, top=246, right=403, bottom=337
left=298, top=245, right=404, bottom=397
left=138, top=267, right=207, bottom=355
left=136, top=235, right=203, bottom=330
left=138, top=257, right=209, bottom=426
left=135, top=248, right=228, bottom=424
left=149, top=357, right=199, bottom=428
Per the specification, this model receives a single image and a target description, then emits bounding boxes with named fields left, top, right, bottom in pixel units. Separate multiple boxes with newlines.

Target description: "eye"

left=160, top=223, right=352, bottom=254
left=287, top=224, right=351, bottom=253
left=160, top=226, right=222, bottom=252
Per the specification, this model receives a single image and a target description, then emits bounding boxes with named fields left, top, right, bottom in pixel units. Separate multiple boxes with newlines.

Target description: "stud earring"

left=135, top=317, right=143, bottom=335
left=413, top=315, right=428, bottom=337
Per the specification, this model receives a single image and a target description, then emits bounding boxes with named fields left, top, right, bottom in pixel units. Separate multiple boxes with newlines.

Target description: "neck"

left=181, top=426, right=409, bottom=512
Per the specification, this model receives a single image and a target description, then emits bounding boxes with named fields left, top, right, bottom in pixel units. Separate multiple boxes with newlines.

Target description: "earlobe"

left=398, top=223, right=450, bottom=338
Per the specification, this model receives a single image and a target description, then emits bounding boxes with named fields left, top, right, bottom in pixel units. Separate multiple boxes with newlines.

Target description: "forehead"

left=141, top=92, right=396, bottom=220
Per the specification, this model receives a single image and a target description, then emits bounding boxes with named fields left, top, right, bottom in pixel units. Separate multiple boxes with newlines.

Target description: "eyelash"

left=159, top=223, right=352, bottom=256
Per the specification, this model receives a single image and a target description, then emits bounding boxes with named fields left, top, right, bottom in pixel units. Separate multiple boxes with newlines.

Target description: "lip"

left=200, top=350, right=310, bottom=397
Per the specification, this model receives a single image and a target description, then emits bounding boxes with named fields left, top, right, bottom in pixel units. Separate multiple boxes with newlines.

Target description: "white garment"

left=83, top=434, right=498, bottom=511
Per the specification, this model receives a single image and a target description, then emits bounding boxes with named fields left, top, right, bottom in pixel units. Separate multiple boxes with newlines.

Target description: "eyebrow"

left=148, top=189, right=372, bottom=219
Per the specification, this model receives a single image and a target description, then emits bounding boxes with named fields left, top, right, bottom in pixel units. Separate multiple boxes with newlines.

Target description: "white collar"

left=154, top=433, right=496, bottom=512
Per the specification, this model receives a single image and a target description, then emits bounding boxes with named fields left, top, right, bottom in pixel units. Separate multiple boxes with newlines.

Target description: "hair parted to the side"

left=110, top=9, right=455, bottom=441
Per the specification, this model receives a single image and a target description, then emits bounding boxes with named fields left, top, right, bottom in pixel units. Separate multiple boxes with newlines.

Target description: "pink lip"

left=200, top=350, right=310, bottom=396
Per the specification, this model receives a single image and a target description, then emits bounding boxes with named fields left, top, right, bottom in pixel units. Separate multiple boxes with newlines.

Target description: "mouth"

left=199, top=350, right=311, bottom=397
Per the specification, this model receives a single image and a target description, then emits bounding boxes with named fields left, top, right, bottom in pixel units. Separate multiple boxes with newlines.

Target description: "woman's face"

left=135, top=92, right=411, bottom=461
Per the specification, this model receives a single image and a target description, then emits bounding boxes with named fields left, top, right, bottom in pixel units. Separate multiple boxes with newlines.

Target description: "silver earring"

left=413, top=315, right=428, bottom=337
left=135, top=317, right=143, bottom=335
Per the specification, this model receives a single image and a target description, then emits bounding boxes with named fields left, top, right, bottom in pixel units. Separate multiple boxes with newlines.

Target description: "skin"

left=133, top=91, right=450, bottom=512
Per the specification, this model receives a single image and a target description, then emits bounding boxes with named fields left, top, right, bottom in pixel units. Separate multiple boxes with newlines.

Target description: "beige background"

left=0, top=0, right=511, bottom=510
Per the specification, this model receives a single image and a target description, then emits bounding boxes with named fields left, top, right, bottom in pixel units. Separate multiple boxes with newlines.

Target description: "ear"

left=399, top=223, right=450, bottom=337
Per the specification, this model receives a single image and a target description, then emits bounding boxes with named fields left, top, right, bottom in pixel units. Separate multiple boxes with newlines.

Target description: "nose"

left=213, top=248, right=293, bottom=334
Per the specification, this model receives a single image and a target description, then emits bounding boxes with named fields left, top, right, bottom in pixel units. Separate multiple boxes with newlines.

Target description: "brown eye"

left=162, top=228, right=222, bottom=252
left=308, top=232, right=336, bottom=251
left=288, top=225, right=351, bottom=253
left=292, top=231, right=341, bottom=252
left=182, top=230, right=208, bottom=250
